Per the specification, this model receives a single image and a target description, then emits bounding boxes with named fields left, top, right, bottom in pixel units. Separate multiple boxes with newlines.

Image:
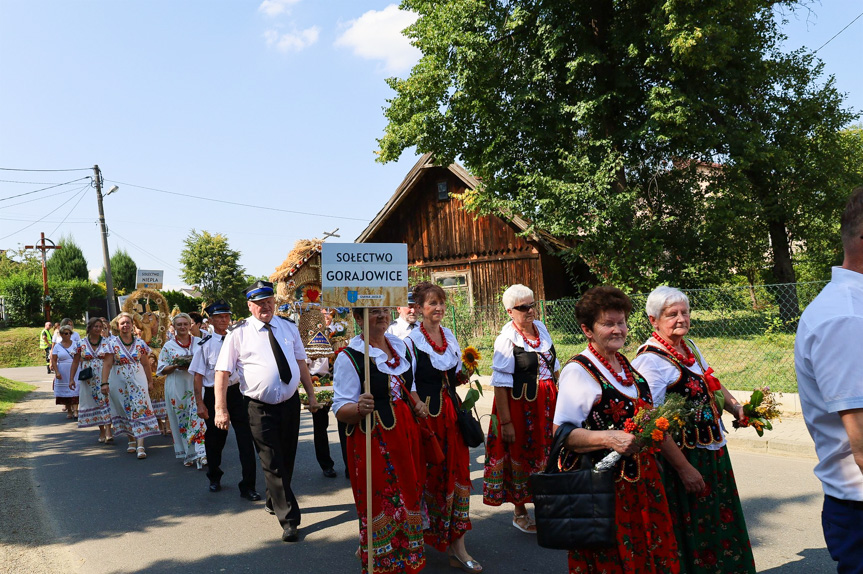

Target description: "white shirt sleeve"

left=490, top=333, right=515, bottom=388
left=215, top=330, right=239, bottom=373
left=188, top=343, right=207, bottom=377
left=630, top=350, right=680, bottom=406
left=811, top=316, right=863, bottom=412
left=332, top=351, right=360, bottom=415
left=552, top=360, right=603, bottom=427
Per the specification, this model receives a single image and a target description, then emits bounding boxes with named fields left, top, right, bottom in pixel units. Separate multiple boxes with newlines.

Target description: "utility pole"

left=24, top=232, right=61, bottom=322
left=94, top=165, right=117, bottom=318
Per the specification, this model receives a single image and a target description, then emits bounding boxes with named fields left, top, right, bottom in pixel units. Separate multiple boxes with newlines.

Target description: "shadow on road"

left=757, top=547, right=834, bottom=573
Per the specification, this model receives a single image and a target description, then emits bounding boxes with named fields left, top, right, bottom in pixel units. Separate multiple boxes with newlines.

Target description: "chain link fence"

left=436, top=281, right=828, bottom=393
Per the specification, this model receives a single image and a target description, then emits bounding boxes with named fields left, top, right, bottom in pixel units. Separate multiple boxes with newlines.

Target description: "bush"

left=162, top=290, right=204, bottom=313
left=0, top=275, right=43, bottom=326
left=50, top=279, right=101, bottom=323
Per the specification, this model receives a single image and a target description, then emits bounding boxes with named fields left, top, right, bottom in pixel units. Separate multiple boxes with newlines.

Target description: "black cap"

left=407, top=291, right=415, bottom=305
left=204, top=300, right=231, bottom=315
left=244, top=280, right=275, bottom=301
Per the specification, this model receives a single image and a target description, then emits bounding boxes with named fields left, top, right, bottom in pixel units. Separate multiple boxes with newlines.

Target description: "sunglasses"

left=511, top=302, right=536, bottom=312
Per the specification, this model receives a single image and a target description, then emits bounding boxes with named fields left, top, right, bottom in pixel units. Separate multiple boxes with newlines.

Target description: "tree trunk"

left=767, top=217, right=800, bottom=328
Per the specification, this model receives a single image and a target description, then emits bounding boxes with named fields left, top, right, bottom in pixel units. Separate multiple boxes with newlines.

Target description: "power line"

left=105, top=179, right=369, bottom=222
left=0, top=167, right=91, bottom=172
left=0, top=185, right=91, bottom=242
left=815, top=10, right=863, bottom=53
left=49, top=185, right=90, bottom=237
left=109, top=228, right=184, bottom=273
left=0, top=177, right=90, bottom=202
left=0, top=185, right=88, bottom=211
left=0, top=179, right=77, bottom=184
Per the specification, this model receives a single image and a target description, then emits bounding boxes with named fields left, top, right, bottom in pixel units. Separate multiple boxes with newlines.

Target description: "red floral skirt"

left=568, top=453, right=680, bottom=574
left=423, top=388, right=472, bottom=551
left=483, top=378, right=557, bottom=506
left=346, top=399, right=426, bottom=574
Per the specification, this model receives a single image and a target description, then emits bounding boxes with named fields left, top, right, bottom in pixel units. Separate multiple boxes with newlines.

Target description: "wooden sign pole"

left=363, top=307, right=373, bottom=574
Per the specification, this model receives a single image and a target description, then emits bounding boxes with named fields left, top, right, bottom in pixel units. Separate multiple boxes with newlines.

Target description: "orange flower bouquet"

left=732, top=386, right=781, bottom=437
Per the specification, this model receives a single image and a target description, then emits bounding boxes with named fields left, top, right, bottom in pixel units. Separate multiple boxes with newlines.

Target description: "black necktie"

left=409, top=322, right=416, bottom=330
left=263, top=323, right=293, bottom=384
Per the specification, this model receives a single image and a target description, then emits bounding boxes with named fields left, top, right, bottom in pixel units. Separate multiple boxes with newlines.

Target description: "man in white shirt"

left=190, top=300, right=257, bottom=498
left=795, top=186, right=863, bottom=572
left=214, top=281, right=321, bottom=543
left=385, top=292, right=418, bottom=339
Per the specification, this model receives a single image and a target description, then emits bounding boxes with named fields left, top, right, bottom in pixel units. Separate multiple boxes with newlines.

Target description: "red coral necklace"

left=361, top=336, right=401, bottom=369
left=175, top=335, right=192, bottom=349
left=588, top=343, right=634, bottom=387
left=419, top=322, right=448, bottom=354
left=514, top=322, right=541, bottom=349
left=651, top=331, right=695, bottom=367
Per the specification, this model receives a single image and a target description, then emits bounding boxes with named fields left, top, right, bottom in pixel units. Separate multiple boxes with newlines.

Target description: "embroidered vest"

left=512, top=344, right=557, bottom=401
left=568, top=354, right=653, bottom=482
left=414, top=348, right=457, bottom=417
left=342, top=346, right=414, bottom=433
left=635, top=345, right=723, bottom=448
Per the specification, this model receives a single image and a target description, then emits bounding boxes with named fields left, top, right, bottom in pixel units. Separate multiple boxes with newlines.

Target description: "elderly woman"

left=631, top=286, right=755, bottom=573
left=555, top=286, right=679, bottom=573
left=407, top=282, right=481, bottom=573
left=69, top=318, right=113, bottom=442
left=483, top=284, right=560, bottom=533
left=51, top=324, right=80, bottom=419
left=52, top=317, right=80, bottom=345
left=333, top=307, right=427, bottom=573
left=101, top=312, right=160, bottom=459
left=158, top=313, right=206, bottom=468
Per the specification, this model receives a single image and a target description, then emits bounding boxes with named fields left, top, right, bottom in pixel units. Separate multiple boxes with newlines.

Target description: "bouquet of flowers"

left=456, top=346, right=484, bottom=411
left=172, top=355, right=192, bottom=367
left=732, top=386, right=781, bottom=437
left=595, top=393, right=696, bottom=471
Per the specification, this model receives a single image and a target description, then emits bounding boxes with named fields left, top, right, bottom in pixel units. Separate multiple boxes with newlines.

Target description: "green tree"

left=0, top=248, right=41, bottom=279
left=377, top=1, right=858, bottom=301
left=45, top=235, right=88, bottom=281
left=98, top=248, right=138, bottom=294
left=179, top=230, right=247, bottom=311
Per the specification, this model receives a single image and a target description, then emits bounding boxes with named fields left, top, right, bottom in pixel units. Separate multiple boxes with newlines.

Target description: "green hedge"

left=0, top=274, right=105, bottom=326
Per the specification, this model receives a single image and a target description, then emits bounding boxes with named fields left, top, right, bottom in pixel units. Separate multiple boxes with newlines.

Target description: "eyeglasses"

left=511, top=302, right=536, bottom=312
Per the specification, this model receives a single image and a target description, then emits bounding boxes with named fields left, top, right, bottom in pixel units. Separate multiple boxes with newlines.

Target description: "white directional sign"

left=321, top=243, right=408, bottom=308
left=135, top=269, right=164, bottom=290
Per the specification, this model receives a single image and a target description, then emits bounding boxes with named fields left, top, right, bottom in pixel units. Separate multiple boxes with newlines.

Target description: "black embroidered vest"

left=342, top=346, right=413, bottom=434
left=512, top=344, right=557, bottom=401
left=635, top=345, right=723, bottom=448
left=568, top=354, right=653, bottom=482
left=414, top=348, right=457, bottom=417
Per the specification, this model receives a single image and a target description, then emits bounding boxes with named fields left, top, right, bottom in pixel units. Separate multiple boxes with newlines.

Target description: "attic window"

left=437, top=180, right=449, bottom=200
left=432, top=269, right=473, bottom=306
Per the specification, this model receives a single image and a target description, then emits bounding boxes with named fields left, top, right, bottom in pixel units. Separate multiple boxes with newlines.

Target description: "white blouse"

left=491, top=320, right=560, bottom=388
left=332, top=334, right=417, bottom=415
left=407, top=325, right=461, bottom=371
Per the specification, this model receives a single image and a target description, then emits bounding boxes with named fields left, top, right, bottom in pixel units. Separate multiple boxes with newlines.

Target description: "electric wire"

left=108, top=228, right=184, bottom=273
left=48, top=184, right=90, bottom=237
left=0, top=185, right=91, bottom=242
left=0, top=179, right=77, bottom=185
left=0, top=177, right=90, bottom=202
left=0, top=167, right=91, bottom=172
left=815, top=10, right=863, bottom=52
left=0, top=185, right=89, bottom=211
left=104, top=179, right=369, bottom=222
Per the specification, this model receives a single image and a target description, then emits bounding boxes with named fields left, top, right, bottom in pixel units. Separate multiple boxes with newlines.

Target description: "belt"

left=826, top=494, right=863, bottom=511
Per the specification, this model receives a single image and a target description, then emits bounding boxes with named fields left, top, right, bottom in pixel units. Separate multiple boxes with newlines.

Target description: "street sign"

left=321, top=243, right=408, bottom=307
left=135, top=269, right=164, bottom=289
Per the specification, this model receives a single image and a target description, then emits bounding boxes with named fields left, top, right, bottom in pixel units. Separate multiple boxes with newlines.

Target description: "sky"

left=1, top=1, right=861, bottom=291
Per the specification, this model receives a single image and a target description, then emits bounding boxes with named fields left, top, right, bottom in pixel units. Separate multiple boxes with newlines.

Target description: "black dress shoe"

left=240, top=489, right=262, bottom=501
left=208, top=481, right=221, bottom=493
left=344, top=468, right=350, bottom=479
left=264, top=504, right=275, bottom=515
left=322, top=467, right=337, bottom=478
left=281, top=524, right=299, bottom=542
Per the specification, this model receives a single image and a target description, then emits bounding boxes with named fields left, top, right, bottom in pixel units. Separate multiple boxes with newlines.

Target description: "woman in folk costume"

left=69, top=317, right=113, bottom=442
left=101, top=312, right=160, bottom=459
left=51, top=323, right=80, bottom=419
left=157, top=313, right=206, bottom=468
left=483, top=284, right=559, bottom=533
left=407, top=282, right=482, bottom=573
left=333, top=306, right=428, bottom=574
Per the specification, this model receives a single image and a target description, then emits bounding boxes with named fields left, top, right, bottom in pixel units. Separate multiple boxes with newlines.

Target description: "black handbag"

left=528, top=423, right=617, bottom=550
left=78, top=366, right=94, bottom=381
left=447, top=380, right=485, bottom=448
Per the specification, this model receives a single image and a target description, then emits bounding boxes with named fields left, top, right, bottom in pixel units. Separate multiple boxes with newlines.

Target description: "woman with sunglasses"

left=69, top=317, right=113, bottom=442
left=483, top=284, right=560, bottom=534
left=51, top=324, right=80, bottom=419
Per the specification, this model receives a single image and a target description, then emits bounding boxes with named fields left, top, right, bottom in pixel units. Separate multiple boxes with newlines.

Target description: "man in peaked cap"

left=190, top=300, right=258, bottom=499
left=385, top=291, right=419, bottom=339
left=214, top=280, right=321, bottom=543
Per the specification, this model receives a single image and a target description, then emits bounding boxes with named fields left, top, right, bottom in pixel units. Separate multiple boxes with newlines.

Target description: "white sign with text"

left=321, top=243, right=408, bottom=307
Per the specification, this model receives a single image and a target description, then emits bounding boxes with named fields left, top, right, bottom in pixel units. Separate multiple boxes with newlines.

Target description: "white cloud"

left=335, top=4, right=421, bottom=74
left=264, top=27, right=320, bottom=52
left=258, top=0, right=301, bottom=18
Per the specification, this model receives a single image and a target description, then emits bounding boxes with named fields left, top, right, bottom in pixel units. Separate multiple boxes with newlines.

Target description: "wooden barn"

left=357, top=153, right=583, bottom=309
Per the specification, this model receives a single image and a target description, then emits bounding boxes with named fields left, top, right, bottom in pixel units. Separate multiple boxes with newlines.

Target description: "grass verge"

left=0, top=375, right=36, bottom=418
left=0, top=327, right=45, bottom=368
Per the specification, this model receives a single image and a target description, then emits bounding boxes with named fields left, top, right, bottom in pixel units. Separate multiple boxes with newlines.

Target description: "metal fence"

left=435, top=281, right=828, bottom=393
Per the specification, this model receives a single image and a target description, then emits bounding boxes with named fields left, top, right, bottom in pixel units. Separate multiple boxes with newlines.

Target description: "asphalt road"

left=0, top=367, right=835, bottom=573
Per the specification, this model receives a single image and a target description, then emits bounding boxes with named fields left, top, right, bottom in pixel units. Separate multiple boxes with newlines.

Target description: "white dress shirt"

left=491, top=320, right=560, bottom=388
left=796, top=266, right=863, bottom=501
left=189, top=333, right=239, bottom=388
left=386, top=317, right=418, bottom=340
left=215, top=315, right=307, bottom=404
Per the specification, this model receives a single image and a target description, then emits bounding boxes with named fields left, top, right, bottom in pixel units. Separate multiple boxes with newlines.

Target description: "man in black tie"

left=385, top=291, right=418, bottom=339
left=214, top=281, right=321, bottom=542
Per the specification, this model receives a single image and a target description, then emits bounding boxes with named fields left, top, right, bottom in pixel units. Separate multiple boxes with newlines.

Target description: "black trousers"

left=246, top=392, right=301, bottom=528
left=311, top=407, right=335, bottom=470
left=337, top=420, right=348, bottom=470
left=203, top=385, right=256, bottom=491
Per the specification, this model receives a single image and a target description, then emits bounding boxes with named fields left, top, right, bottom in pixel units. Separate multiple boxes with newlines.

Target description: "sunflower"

left=461, top=346, right=481, bottom=372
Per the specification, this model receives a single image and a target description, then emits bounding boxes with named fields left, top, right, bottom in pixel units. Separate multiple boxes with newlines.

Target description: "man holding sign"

left=214, top=280, right=321, bottom=543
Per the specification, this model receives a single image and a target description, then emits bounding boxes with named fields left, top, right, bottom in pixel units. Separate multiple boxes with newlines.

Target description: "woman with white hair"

left=631, top=286, right=755, bottom=573
left=482, top=284, right=560, bottom=534
left=158, top=313, right=206, bottom=468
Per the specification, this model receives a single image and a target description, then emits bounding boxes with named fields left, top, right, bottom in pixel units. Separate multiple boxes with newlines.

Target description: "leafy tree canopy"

left=98, top=248, right=138, bottom=294
left=179, top=230, right=247, bottom=312
left=46, top=235, right=89, bottom=282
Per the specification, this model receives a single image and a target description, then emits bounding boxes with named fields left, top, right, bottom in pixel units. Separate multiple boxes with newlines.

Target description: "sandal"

left=512, top=512, right=537, bottom=534
left=136, top=446, right=147, bottom=459
left=127, top=442, right=137, bottom=453
left=98, top=436, right=106, bottom=443
left=105, top=436, right=114, bottom=444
